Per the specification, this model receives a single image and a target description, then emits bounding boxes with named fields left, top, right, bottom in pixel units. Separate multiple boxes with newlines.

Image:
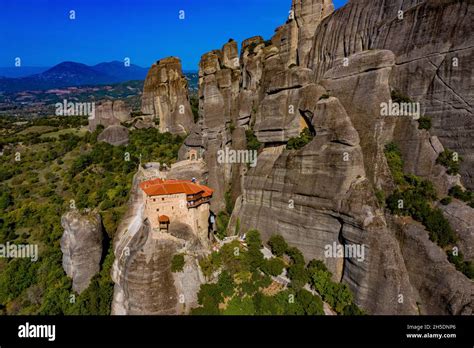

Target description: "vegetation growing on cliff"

left=193, top=231, right=363, bottom=315
left=417, top=116, right=432, bottom=130
left=286, top=128, right=314, bottom=150
left=436, top=149, right=462, bottom=175
left=190, top=96, right=199, bottom=123
left=384, top=142, right=473, bottom=279
left=171, top=254, right=185, bottom=273
left=448, top=185, right=474, bottom=207
left=245, top=129, right=262, bottom=152
left=0, top=116, right=184, bottom=314
left=447, top=250, right=474, bottom=279
left=391, top=90, right=413, bottom=104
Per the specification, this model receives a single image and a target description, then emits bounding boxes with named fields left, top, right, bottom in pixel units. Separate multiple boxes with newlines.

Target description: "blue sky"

left=0, top=0, right=348, bottom=70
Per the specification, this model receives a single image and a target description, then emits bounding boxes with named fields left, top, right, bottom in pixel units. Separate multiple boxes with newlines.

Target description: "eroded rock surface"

left=141, top=57, right=194, bottom=135
left=97, top=125, right=129, bottom=146
left=60, top=210, right=103, bottom=294
left=308, top=0, right=474, bottom=189
left=394, top=218, right=472, bottom=315
left=88, top=100, right=131, bottom=132
left=438, top=200, right=474, bottom=262
left=110, top=0, right=473, bottom=316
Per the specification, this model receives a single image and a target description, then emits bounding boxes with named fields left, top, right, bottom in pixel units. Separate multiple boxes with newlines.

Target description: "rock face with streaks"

left=231, top=89, right=419, bottom=314
left=437, top=200, right=474, bottom=262
left=88, top=100, right=131, bottom=132
left=60, top=210, right=103, bottom=294
left=110, top=0, right=473, bottom=316
left=394, top=218, right=472, bottom=315
left=307, top=0, right=474, bottom=189
left=141, top=57, right=194, bottom=135
left=179, top=40, right=243, bottom=211
left=97, top=124, right=129, bottom=146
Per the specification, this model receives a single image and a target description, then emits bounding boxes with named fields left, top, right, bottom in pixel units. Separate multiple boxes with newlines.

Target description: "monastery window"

left=156, top=208, right=159, bottom=212
left=162, top=198, right=165, bottom=201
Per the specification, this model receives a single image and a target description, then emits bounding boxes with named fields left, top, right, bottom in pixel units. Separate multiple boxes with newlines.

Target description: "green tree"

left=288, top=263, right=309, bottom=290
left=261, top=257, right=285, bottom=276
left=417, top=116, right=432, bottom=130
left=223, top=296, right=255, bottom=315
left=436, top=149, right=462, bottom=175
left=0, top=189, right=13, bottom=210
left=296, top=289, right=324, bottom=315
left=268, top=234, right=288, bottom=257
left=287, top=128, right=314, bottom=150
left=171, top=254, right=185, bottom=272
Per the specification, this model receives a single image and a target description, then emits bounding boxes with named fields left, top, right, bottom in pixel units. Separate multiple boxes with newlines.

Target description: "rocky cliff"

left=111, top=167, right=206, bottom=315
left=88, top=100, right=131, bottom=132
left=179, top=40, right=244, bottom=211
left=393, top=218, right=472, bottom=315
left=60, top=210, right=103, bottom=294
left=194, top=0, right=472, bottom=314
left=110, top=0, right=473, bottom=315
left=141, top=57, right=194, bottom=135
left=438, top=199, right=474, bottom=262
left=97, top=124, right=129, bottom=146
left=307, top=0, right=474, bottom=189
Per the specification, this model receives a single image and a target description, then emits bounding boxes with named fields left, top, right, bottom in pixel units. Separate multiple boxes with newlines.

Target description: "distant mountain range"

left=0, top=61, right=149, bottom=92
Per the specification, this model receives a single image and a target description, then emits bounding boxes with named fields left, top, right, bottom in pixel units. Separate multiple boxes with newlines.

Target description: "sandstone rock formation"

left=141, top=57, right=194, bottom=135
left=231, top=29, right=471, bottom=314
left=179, top=40, right=243, bottom=211
left=97, top=125, right=129, bottom=146
left=111, top=168, right=206, bottom=315
left=60, top=210, right=103, bottom=294
left=394, top=218, right=472, bottom=315
left=292, top=0, right=334, bottom=66
left=230, top=92, right=419, bottom=314
left=88, top=100, right=131, bottom=132
left=307, top=0, right=474, bottom=189
left=438, top=200, right=474, bottom=262
left=111, top=0, right=473, bottom=316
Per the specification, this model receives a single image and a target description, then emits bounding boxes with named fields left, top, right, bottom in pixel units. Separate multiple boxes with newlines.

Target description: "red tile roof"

left=140, top=178, right=214, bottom=198
left=159, top=215, right=170, bottom=223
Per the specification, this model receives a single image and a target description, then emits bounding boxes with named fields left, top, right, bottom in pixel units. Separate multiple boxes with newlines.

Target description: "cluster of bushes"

left=286, top=128, right=314, bottom=150
left=417, top=116, right=432, bottom=130
left=267, top=235, right=363, bottom=315
left=384, top=143, right=473, bottom=279
left=391, top=90, right=413, bottom=104
left=215, top=212, right=230, bottom=240
left=190, top=96, right=199, bottom=123
left=436, top=149, right=462, bottom=175
left=193, top=231, right=362, bottom=315
left=447, top=251, right=474, bottom=279
left=448, top=185, right=474, bottom=208
left=214, top=187, right=235, bottom=240
left=385, top=143, right=456, bottom=247
left=245, top=129, right=262, bottom=152
left=127, top=128, right=183, bottom=166
left=306, top=260, right=363, bottom=315
left=384, top=142, right=405, bottom=185
left=171, top=254, right=185, bottom=273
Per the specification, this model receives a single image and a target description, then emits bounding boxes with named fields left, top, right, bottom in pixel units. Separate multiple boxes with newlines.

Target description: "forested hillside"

left=0, top=115, right=183, bottom=314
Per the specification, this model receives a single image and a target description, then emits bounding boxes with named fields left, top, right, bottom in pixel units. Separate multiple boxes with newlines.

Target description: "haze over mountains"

left=0, top=61, right=149, bottom=92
